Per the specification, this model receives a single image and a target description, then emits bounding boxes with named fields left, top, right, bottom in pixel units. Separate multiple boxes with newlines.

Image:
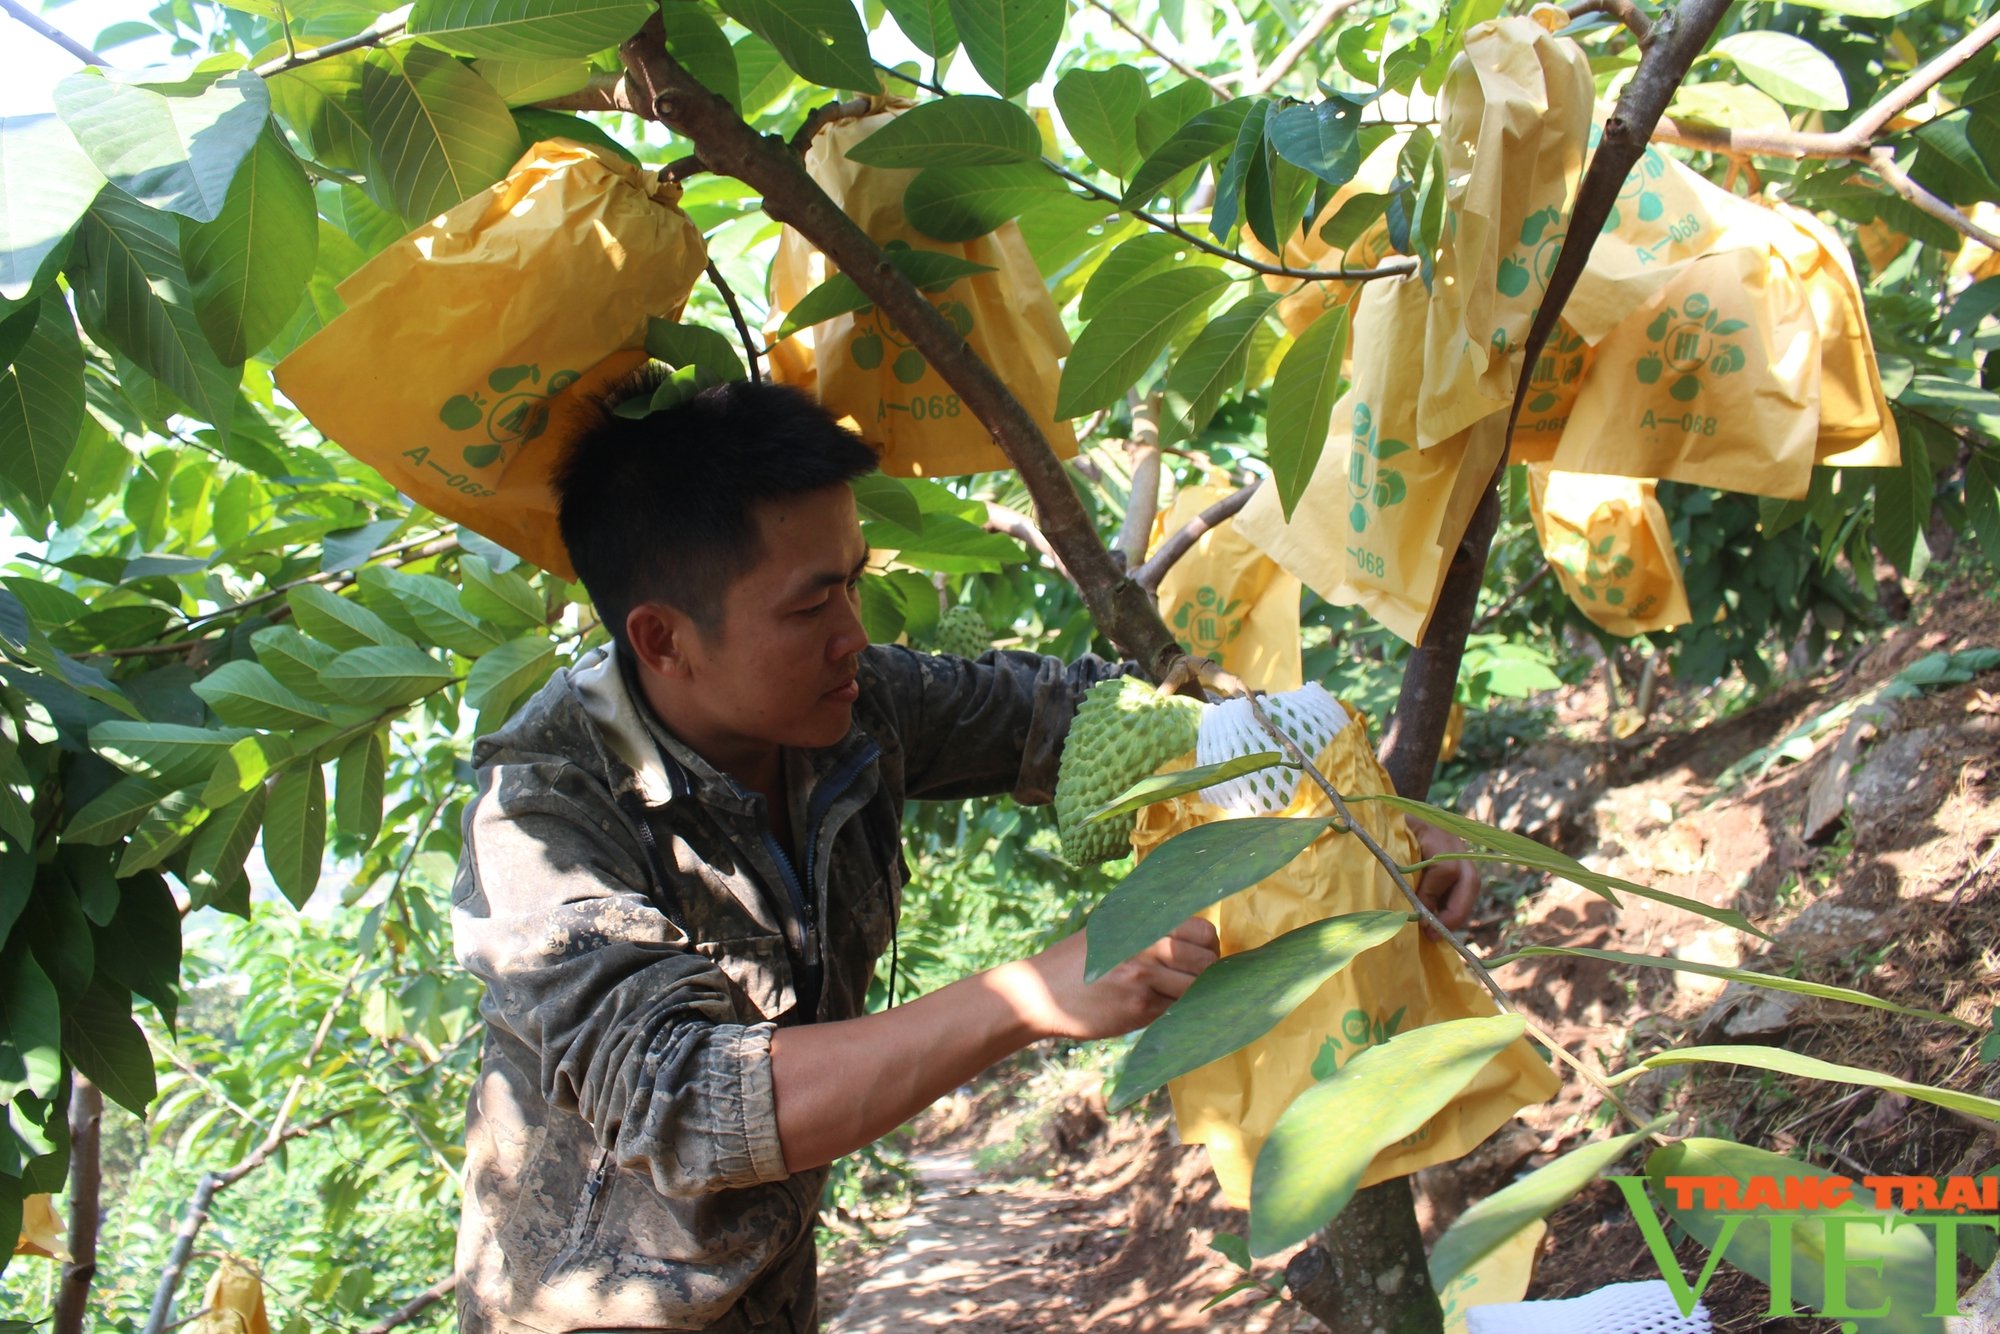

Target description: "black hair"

left=555, top=377, right=879, bottom=653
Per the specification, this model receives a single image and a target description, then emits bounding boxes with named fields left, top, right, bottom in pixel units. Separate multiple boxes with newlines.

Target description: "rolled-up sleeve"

left=452, top=761, right=789, bottom=1197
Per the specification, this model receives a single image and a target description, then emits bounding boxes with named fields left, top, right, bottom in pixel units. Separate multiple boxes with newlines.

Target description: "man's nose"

left=828, top=588, right=868, bottom=660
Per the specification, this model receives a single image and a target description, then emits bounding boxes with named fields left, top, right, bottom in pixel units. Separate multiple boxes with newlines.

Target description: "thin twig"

left=1865, top=148, right=2000, bottom=251
left=789, top=94, right=874, bottom=154
left=54, top=1077, right=103, bottom=1334
left=183, top=533, right=456, bottom=630
left=358, top=1276, right=457, bottom=1334
left=1245, top=0, right=1372, bottom=95
left=251, top=20, right=405, bottom=77
left=1520, top=1017, right=1664, bottom=1136
left=1562, top=0, right=1655, bottom=50
left=1045, top=158, right=1419, bottom=281
left=1082, top=0, right=1232, bottom=96
left=1472, top=563, right=1554, bottom=631
left=0, top=0, right=106, bottom=66
left=1114, top=394, right=1163, bottom=571
left=704, top=260, right=763, bottom=383
left=1133, top=480, right=1260, bottom=592
left=983, top=502, right=1071, bottom=579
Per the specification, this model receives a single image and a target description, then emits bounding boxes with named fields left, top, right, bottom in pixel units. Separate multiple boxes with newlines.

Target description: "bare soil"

left=820, top=569, right=2000, bottom=1332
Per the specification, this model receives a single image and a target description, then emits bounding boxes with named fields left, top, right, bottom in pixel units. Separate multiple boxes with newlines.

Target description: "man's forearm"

left=768, top=960, right=1054, bottom=1174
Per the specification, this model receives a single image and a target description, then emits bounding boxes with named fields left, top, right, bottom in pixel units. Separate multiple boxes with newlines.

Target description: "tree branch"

left=704, top=260, right=763, bottom=383
left=1245, top=0, right=1372, bottom=95
left=1081, top=0, right=1232, bottom=96
left=1865, top=146, right=2000, bottom=250
left=1114, top=394, right=1163, bottom=570
left=1473, top=561, right=1554, bottom=631
left=0, top=0, right=106, bottom=67
left=983, top=502, right=1071, bottom=579
left=251, top=20, right=405, bottom=77
left=1563, top=0, right=1655, bottom=50
left=1132, top=479, right=1261, bottom=592
left=619, top=22, right=1185, bottom=677
left=359, top=1276, right=458, bottom=1334
left=53, top=1077, right=102, bottom=1334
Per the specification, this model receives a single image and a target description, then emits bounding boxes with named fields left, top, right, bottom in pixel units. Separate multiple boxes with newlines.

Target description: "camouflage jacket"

left=452, top=642, right=1120, bottom=1333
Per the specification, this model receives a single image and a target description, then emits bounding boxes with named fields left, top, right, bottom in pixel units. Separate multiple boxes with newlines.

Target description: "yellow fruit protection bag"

left=1526, top=463, right=1691, bottom=637
left=1149, top=482, right=1303, bottom=693
left=274, top=140, right=709, bottom=577
left=767, top=104, right=1076, bottom=477
left=1133, top=721, right=1560, bottom=1209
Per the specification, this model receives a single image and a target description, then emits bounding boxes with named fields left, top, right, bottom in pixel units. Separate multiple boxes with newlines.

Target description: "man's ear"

left=626, top=602, right=697, bottom=680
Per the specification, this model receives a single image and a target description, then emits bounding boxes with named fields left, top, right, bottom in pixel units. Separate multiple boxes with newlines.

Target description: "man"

left=451, top=381, right=1224, bottom=1332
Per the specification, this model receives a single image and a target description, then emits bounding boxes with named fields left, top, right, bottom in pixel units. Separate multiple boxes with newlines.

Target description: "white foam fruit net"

left=1464, top=1280, right=1713, bottom=1334
left=1194, top=683, right=1350, bottom=816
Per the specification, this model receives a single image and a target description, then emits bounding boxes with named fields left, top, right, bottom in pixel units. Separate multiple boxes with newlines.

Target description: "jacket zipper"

left=540, top=1149, right=615, bottom=1285
left=764, top=740, right=880, bottom=1021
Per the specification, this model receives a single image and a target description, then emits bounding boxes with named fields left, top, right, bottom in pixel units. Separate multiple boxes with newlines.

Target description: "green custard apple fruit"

left=932, top=605, right=992, bottom=659
left=1053, top=676, right=1204, bottom=865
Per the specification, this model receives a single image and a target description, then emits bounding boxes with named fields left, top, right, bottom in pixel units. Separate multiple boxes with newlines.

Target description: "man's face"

left=673, top=484, right=871, bottom=757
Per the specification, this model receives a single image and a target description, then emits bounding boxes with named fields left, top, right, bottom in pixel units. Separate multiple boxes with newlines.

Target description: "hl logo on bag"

left=1346, top=401, right=1411, bottom=535
left=1310, top=1004, right=1410, bottom=1077
left=1169, top=586, right=1250, bottom=662
left=1635, top=292, right=1748, bottom=406
left=1561, top=532, right=1651, bottom=613
left=1496, top=205, right=1564, bottom=300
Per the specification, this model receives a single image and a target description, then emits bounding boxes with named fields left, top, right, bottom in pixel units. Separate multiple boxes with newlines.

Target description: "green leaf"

left=1210, top=1232, right=1253, bottom=1272
left=472, top=56, right=592, bottom=106
left=1428, top=1122, right=1663, bottom=1288
left=1211, top=100, right=1270, bottom=243
left=0, top=952, right=62, bottom=1102
left=1268, top=95, right=1367, bottom=187
left=1750, top=0, right=1925, bottom=16
left=646, top=319, right=748, bottom=384
left=184, top=784, right=265, bottom=910
left=1967, top=451, right=2000, bottom=570
left=1108, top=910, right=1410, bottom=1112
left=1123, top=100, right=1251, bottom=207
left=903, top=162, right=1065, bottom=243
left=466, top=635, right=557, bottom=715
left=53, top=68, right=269, bottom=223
left=333, top=730, right=386, bottom=847
left=1643, top=1138, right=1938, bottom=1323
left=1616, top=1045, right=2000, bottom=1123
left=1084, top=816, right=1334, bottom=982
left=178, top=127, right=317, bottom=364
left=1319, top=191, right=1392, bottom=249
left=117, top=787, right=207, bottom=874
left=378, top=569, right=505, bottom=656
left=88, top=721, right=257, bottom=790
left=1083, top=751, right=1291, bottom=827
left=947, top=0, right=1063, bottom=98
left=771, top=247, right=997, bottom=339
left=94, top=872, right=182, bottom=1028
left=408, top=0, right=655, bottom=58
left=848, top=96, right=1041, bottom=168
left=1871, top=421, right=1934, bottom=579
left=1492, top=946, right=1972, bottom=1030
left=1054, top=66, right=1147, bottom=181
left=1164, top=292, right=1278, bottom=439
left=62, top=978, right=156, bottom=1114
left=716, top=0, right=879, bottom=95
left=0, top=289, right=85, bottom=513
left=263, top=761, right=327, bottom=909
left=360, top=44, right=522, bottom=226
left=658, top=4, right=740, bottom=106
left=268, top=54, right=372, bottom=173
left=882, top=0, right=958, bottom=57
left=264, top=219, right=366, bottom=360
left=1349, top=792, right=1769, bottom=939
left=1135, top=79, right=1214, bottom=159
left=200, top=733, right=294, bottom=808
left=69, top=188, right=242, bottom=430
left=287, top=583, right=415, bottom=651
left=191, top=661, right=335, bottom=729
left=65, top=774, right=171, bottom=845
left=1250, top=1014, right=1525, bottom=1255
left=1056, top=266, right=1230, bottom=419
left=0, top=114, right=106, bottom=305
left=1266, top=304, right=1349, bottom=520
left=850, top=473, right=924, bottom=531
left=459, top=555, right=545, bottom=632
left=321, top=645, right=457, bottom=710
left=1078, top=232, right=1195, bottom=322
left=250, top=626, right=346, bottom=702
left=1711, top=31, right=1848, bottom=112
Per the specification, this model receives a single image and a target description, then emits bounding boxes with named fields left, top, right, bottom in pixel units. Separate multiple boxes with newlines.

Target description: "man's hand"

left=1406, top=815, right=1480, bottom=931
left=998, top=916, right=1221, bottom=1041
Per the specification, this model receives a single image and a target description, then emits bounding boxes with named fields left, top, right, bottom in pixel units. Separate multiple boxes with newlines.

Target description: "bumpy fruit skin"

left=932, top=605, right=992, bottom=659
left=1053, top=676, right=1203, bottom=864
